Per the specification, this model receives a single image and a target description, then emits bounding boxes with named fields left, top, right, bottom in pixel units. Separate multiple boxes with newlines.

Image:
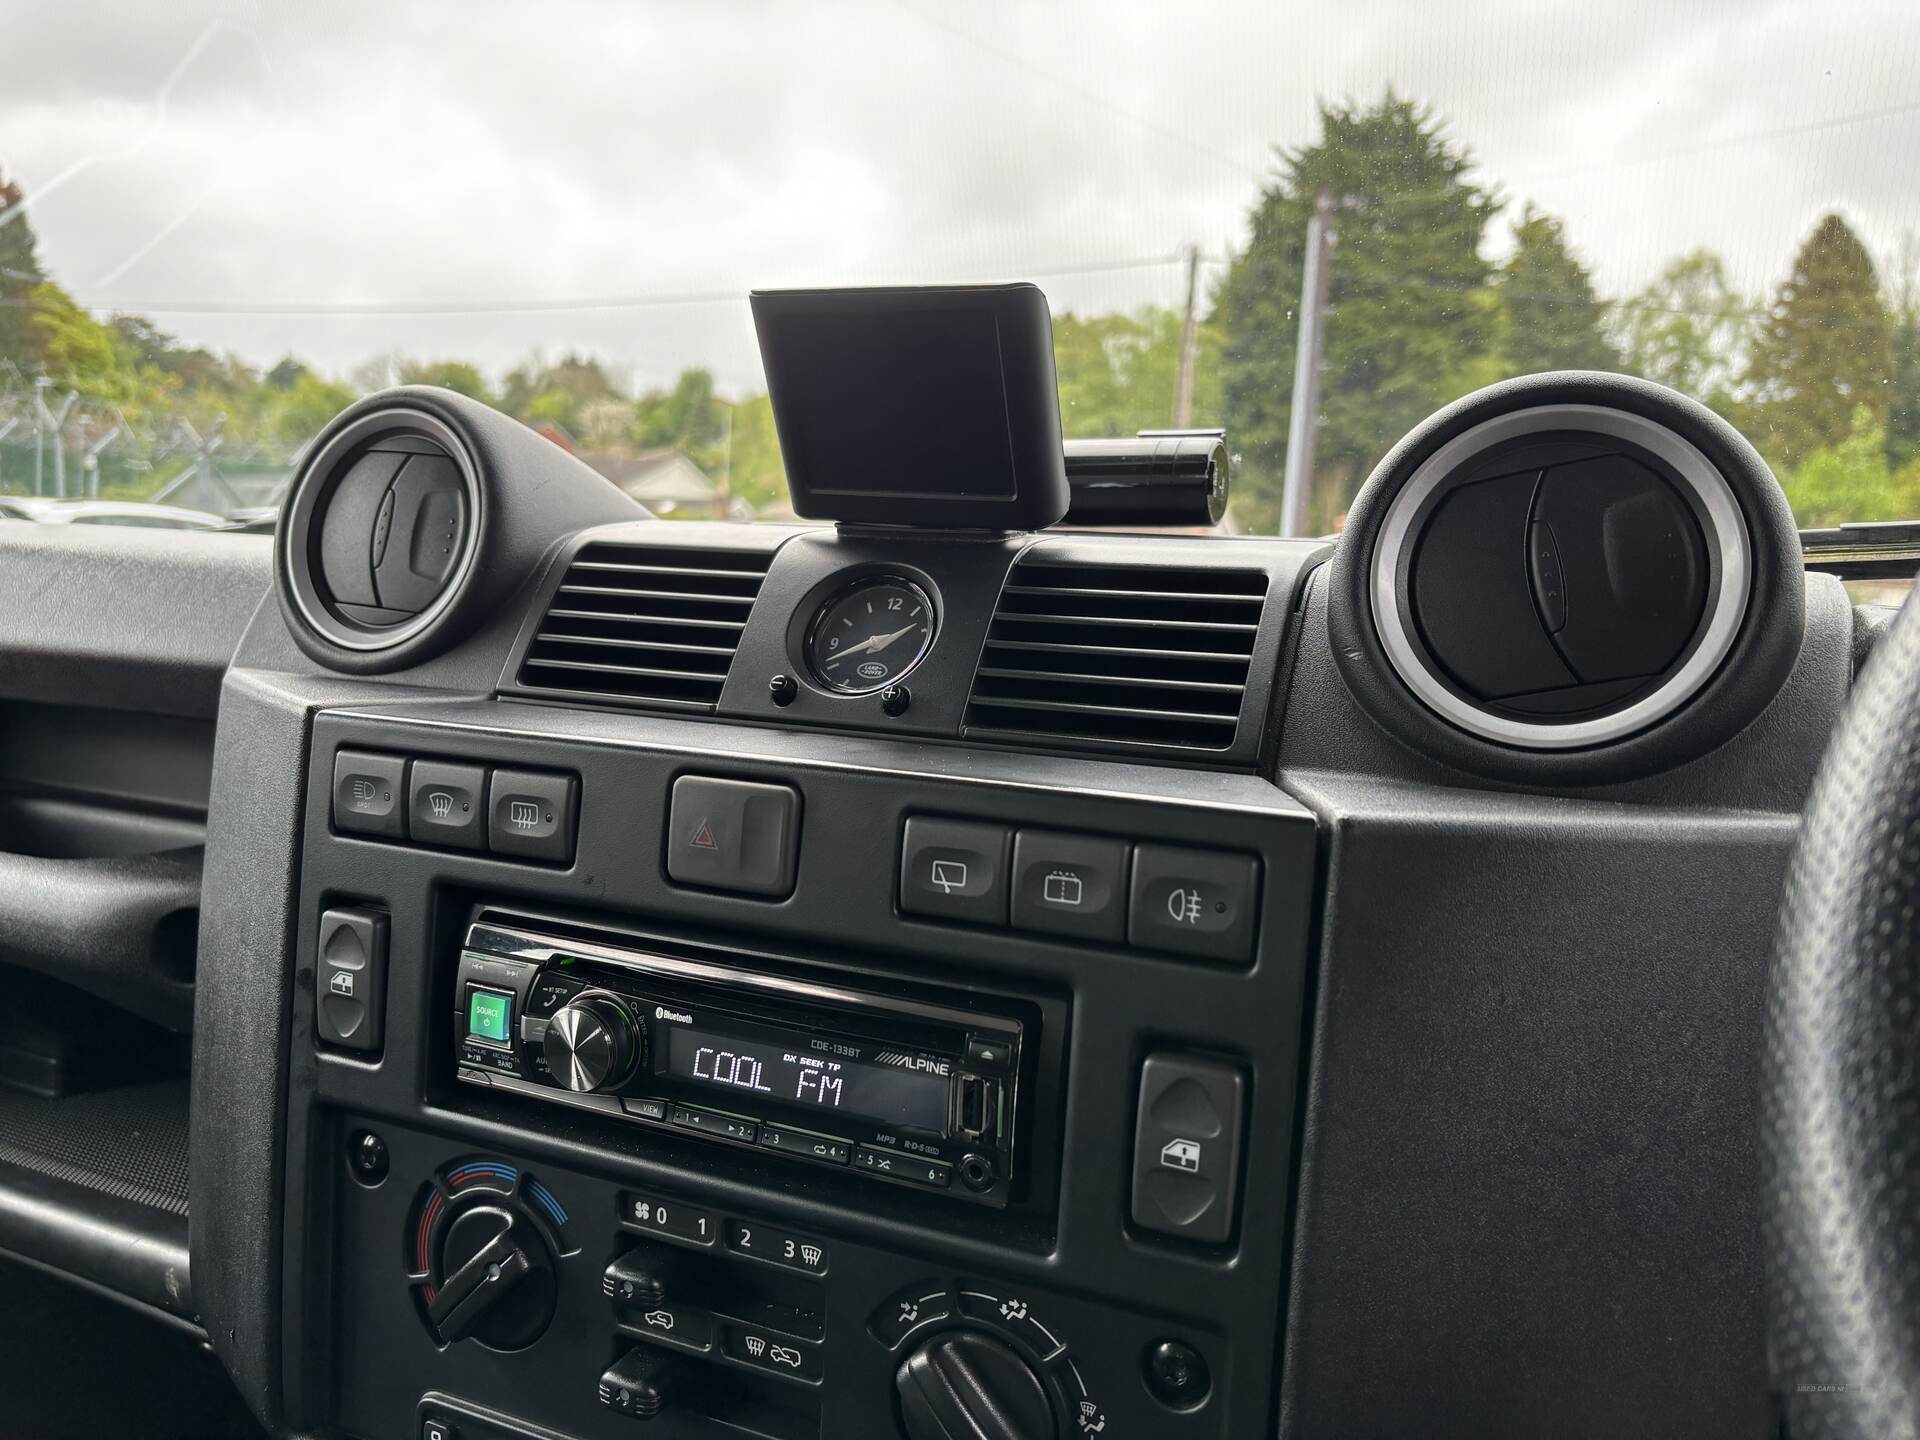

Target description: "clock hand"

left=827, top=624, right=917, bottom=667
left=827, top=632, right=884, bottom=665
left=863, top=623, right=919, bottom=653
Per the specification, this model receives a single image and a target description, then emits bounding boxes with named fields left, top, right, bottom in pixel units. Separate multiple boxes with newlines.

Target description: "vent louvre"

left=966, top=560, right=1268, bottom=751
left=515, top=541, right=771, bottom=710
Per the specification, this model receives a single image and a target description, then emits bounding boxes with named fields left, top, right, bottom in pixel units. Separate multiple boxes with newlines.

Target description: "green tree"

left=1499, top=204, right=1617, bottom=374
left=724, top=392, right=789, bottom=514
left=1888, top=240, right=1920, bottom=473
left=501, top=353, right=622, bottom=434
left=634, top=368, right=727, bottom=472
left=266, top=356, right=309, bottom=391
left=1745, top=213, right=1892, bottom=471
left=0, top=173, right=48, bottom=374
left=26, top=284, right=166, bottom=416
left=259, top=369, right=354, bottom=451
left=1613, top=249, right=1753, bottom=407
left=1891, top=319, right=1920, bottom=475
left=1784, top=405, right=1920, bottom=527
left=400, top=359, right=493, bottom=402
left=1215, top=93, right=1498, bottom=531
left=1051, top=306, right=1222, bottom=437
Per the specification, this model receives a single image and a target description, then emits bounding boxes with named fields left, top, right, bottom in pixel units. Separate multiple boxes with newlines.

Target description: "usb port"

left=957, top=1074, right=993, bottom=1138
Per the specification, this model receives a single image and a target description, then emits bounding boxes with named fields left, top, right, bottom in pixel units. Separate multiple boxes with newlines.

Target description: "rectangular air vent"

left=965, top=560, right=1269, bottom=752
left=514, top=541, right=772, bottom=711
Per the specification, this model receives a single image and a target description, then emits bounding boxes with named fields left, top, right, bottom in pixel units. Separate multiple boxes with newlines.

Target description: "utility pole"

left=1172, top=243, right=1201, bottom=428
left=1280, top=189, right=1335, bottom=537
left=715, top=400, right=734, bottom=521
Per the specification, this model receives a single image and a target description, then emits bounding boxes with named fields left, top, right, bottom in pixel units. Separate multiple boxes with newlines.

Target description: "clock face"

left=806, top=577, right=937, bottom=695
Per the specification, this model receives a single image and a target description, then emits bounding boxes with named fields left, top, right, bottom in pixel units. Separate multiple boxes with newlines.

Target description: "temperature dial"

left=542, top=992, right=642, bottom=1093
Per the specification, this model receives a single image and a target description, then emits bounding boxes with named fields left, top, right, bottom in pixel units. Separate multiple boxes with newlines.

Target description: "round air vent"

left=1329, top=372, right=1804, bottom=782
left=276, top=405, right=484, bottom=670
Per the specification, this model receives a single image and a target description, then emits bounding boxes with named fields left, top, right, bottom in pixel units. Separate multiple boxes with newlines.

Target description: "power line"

left=6, top=252, right=1196, bottom=318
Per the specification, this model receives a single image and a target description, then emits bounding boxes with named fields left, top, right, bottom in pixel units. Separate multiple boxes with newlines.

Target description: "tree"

left=0, top=173, right=48, bottom=374
left=1215, top=93, right=1498, bottom=531
left=259, top=369, right=354, bottom=451
left=400, top=359, right=493, bottom=402
left=725, top=392, right=788, bottom=514
left=1613, top=249, right=1753, bottom=407
left=1051, top=307, right=1222, bottom=438
left=1783, top=405, right=1920, bottom=527
left=634, top=368, right=727, bottom=464
left=1891, top=319, right=1920, bottom=474
left=266, top=356, right=309, bottom=391
left=1499, top=204, right=1617, bottom=375
left=500, top=353, right=621, bottom=434
left=1888, top=235, right=1920, bottom=473
left=1745, top=213, right=1892, bottom=470
left=26, top=284, right=165, bottom=416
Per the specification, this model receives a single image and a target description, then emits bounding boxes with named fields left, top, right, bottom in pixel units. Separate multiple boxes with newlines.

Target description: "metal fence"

left=0, top=382, right=302, bottom=516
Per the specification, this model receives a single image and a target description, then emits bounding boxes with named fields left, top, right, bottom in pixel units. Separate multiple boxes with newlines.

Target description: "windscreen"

left=3, top=1, right=1916, bottom=606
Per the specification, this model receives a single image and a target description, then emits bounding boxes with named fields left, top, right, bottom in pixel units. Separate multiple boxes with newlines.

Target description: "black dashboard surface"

left=0, top=377, right=1867, bottom=1440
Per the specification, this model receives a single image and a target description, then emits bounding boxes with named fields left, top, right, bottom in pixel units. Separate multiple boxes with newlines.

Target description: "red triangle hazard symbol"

left=690, top=818, right=719, bottom=850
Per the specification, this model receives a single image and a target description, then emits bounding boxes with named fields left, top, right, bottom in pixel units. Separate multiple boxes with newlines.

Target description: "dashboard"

left=0, top=368, right=1874, bottom=1440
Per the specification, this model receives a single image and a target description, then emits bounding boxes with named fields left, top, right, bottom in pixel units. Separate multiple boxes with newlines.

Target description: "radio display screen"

left=661, top=1022, right=950, bottom=1133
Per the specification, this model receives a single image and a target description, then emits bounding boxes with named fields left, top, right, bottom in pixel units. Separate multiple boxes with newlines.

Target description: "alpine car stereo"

left=452, top=915, right=1028, bottom=1207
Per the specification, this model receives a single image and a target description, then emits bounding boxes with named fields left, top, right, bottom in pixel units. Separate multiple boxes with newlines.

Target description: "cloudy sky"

left=5, top=0, right=1918, bottom=395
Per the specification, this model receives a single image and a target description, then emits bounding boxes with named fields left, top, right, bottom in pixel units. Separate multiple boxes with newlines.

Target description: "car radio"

left=452, top=915, right=1027, bottom=1207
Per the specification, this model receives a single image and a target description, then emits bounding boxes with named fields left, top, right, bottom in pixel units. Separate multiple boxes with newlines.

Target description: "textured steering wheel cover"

left=1764, top=587, right=1920, bottom=1438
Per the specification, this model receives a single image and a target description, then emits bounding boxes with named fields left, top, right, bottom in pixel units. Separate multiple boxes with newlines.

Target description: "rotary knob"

left=542, top=992, right=641, bottom=1093
left=896, top=1331, right=1054, bottom=1440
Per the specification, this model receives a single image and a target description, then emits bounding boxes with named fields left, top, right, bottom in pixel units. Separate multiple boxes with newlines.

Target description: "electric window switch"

left=316, top=907, right=388, bottom=1053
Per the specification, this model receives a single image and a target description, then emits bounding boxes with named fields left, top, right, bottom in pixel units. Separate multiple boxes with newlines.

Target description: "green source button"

left=468, top=988, right=513, bottom=1045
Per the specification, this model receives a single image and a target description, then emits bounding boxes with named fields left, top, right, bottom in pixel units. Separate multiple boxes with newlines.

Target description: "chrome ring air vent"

left=1326, top=372, right=1806, bottom=784
left=1369, top=404, right=1750, bottom=750
left=276, top=405, right=482, bottom=668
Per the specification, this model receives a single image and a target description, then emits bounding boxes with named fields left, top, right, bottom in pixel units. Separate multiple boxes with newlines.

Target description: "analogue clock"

left=805, top=577, right=937, bottom=695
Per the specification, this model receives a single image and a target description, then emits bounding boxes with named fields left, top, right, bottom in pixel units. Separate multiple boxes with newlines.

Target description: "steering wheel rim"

left=1764, top=585, right=1920, bottom=1439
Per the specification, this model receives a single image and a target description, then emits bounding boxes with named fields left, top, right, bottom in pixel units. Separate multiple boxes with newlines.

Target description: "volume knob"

left=542, top=993, right=641, bottom=1093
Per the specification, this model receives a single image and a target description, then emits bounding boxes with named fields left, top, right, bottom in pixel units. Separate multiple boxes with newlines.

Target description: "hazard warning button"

left=666, top=776, right=802, bottom=898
